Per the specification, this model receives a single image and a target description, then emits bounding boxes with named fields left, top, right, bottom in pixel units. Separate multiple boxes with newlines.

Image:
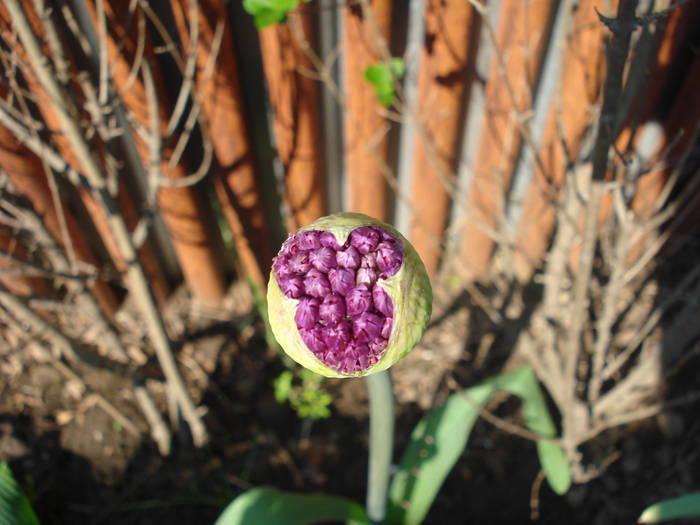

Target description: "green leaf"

left=389, top=57, right=405, bottom=78
left=639, top=492, right=700, bottom=523
left=0, top=462, right=40, bottom=525
left=363, top=58, right=405, bottom=107
left=242, top=0, right=307, bottom=29
left=273, top=371, right=294, bottom=403
left=388, top=368, right=570, bottom=525
left=214, top=487, right=369, bottom=525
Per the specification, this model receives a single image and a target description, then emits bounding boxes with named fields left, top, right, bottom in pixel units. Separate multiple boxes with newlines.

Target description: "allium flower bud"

left=268, top=212, right=432, bottom=377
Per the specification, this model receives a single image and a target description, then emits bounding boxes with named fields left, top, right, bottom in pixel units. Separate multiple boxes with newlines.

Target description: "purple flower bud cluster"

left=273, top=226, right=404, bottom=374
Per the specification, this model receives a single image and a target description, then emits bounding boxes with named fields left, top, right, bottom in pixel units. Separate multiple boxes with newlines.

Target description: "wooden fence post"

left=457, top=0, right=557, bottom=280
left=258, top=8, right=326, bottom=231
left=343, top=0, right=394, bottom=222
left=170, top=0, right=274, bottom=293
left=98, top=0, right=228, bottom=309
left=513, top=0, right=610, bottom=279
left=409, top=0, right=478, bottom=276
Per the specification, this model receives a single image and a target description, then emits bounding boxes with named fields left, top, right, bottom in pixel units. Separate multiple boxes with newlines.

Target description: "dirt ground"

left=1, top=280, right=699, bottom=525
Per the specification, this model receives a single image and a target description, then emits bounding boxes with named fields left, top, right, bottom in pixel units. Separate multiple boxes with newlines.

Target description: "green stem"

left=365, top=370, right=395, bottom=524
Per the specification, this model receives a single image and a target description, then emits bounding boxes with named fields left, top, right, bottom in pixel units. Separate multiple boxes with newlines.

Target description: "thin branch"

left=446, top=375, right=558, bottom=444
left=3, top=0, right=208, bottom=445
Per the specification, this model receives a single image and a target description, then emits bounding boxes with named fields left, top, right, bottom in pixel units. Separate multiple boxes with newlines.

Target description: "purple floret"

left=381, top=317, right=392, bottom=339
left=279, top=274, right=304, bottom=298
left=346, top=285, right=372, bottom=316
left=324, top=320, right=351, bottom=351
left=300, top=326, right=325, bottom=354
left=304, top=269, right=331, bottom=298
left=328, top=267, right=355, bottom=296
left=356, top=267, right=378, bottom=287
left=273, top=225, right=405, bottom=374
left=319, top=231, right=340, bottom=249
left=352, top=312, right=383, bottom=342
left=375, top=240, right=403, bottom=277
left=372, top=285, right=393, bottom=317
left=350, top=226, right=380, bottom=254
left=336, top=246, right=361, bottom=269
left=309, top=246, right=337, bottom=272
left=295, top=297, right=320, bottom=329
left=296, top=231, right=320, bottom=250
left=288, top=251, right=312, bottom=274
left=320, top=294, right=346, bottom=324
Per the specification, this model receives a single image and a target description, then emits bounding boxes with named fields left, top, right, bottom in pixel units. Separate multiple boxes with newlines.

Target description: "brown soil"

left=1, top=281, right=699, bottom=525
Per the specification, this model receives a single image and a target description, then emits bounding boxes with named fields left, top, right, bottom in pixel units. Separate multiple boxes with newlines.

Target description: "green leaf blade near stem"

left=388, top=368, right=571, bottom=525
left=639, top=492, right=700, bottom=523
left=0, top=462, right=40, bottom=525
left=214, top=487, right=369, bottom=525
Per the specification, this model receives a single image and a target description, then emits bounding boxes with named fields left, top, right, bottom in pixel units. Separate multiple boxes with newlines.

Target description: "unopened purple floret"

left=356, top=267, right=378, bottom=287
left=350, top=226, right=380, bottom=254
left=346, top=285, right=372, bottom=316
left=273, top=225, right=405, bottom=374
left=309, top=246, right=337, bottom=272
left=336, top=246, right=361, bottom=269
left=324, top=321, right=351, bottom=351
left=353, top=312, right=383, bottom=343
left=296, top=231, right=320, bottom=250
left=295, top=297, right=320, bottom=329
left=288, top=251, right=312, bottom=274
left=319, top=231, right=340, bottom=249
left=372, top=286, right=393, bottom=317
left=304, top=269, right=331, bottom=298
left=300, top=326, right=325, bottom=353
left=369, top=338, right=388, bottom=354
left=320, top=294, right=346, bottom=324
left=375, top=241, right=402, bottom=277
left=328, top=267, right=355, bottom=296
left=381, top=317, right=392, bottom=339
left=279, top=274, right=304, bottom=298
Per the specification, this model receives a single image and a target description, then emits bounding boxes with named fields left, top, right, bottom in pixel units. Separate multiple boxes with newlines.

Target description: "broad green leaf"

left=639, top=492, right=700, bottom=523
left=214, top=487, right=369, bottom=525
left=388, top=368, right=570, bottom=525
left=387, top=383, right=492, bottom=525
left=0, top=462, right=40, bottom=525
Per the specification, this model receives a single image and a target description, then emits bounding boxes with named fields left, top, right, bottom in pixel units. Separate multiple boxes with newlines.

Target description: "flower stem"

left=366, top=370, right=394, bottom=524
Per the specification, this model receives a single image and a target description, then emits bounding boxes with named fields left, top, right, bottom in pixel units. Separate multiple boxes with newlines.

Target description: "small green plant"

left=242, top=0, right=312, bottom=28
left=0, top=462, right=40, bottom=525
left=273, top=369, right=333, bottom=420
left=364, top=58, right=405, bottom=107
